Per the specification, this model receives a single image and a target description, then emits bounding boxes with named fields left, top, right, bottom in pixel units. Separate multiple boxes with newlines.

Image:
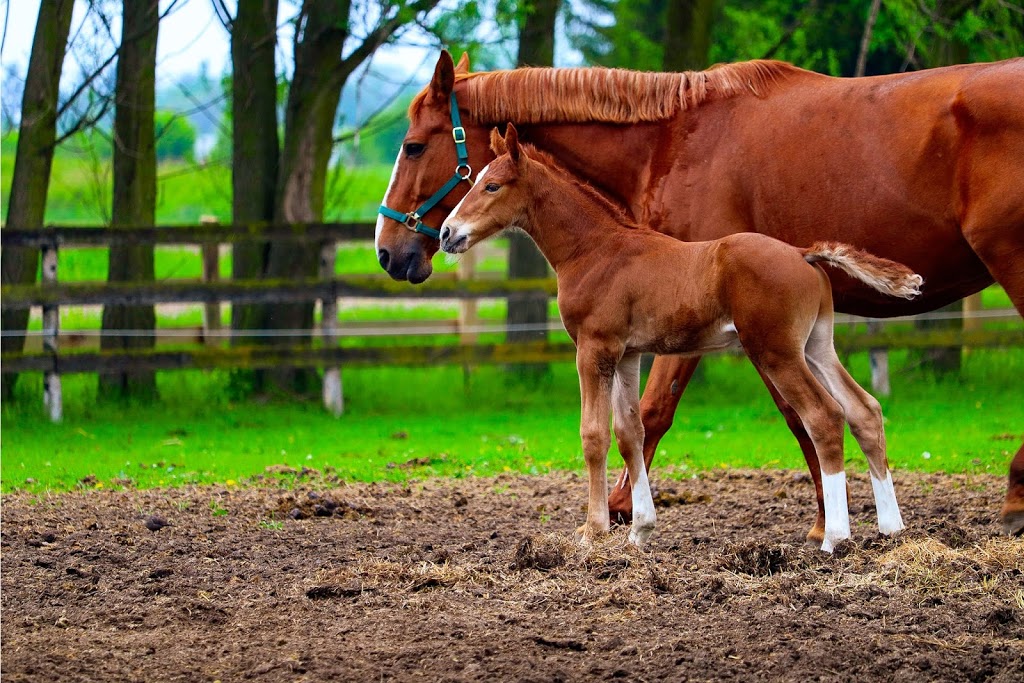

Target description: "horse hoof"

left=1000, top=505, right=1024, bottom=536
left=805, top=526, right=825, bottom=547
left=628, top=522, right=655, bottom=547
left=609, top=508, right=633, bottom=526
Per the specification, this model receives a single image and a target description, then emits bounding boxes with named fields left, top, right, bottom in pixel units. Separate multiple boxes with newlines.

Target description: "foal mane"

left=412, top=60, right=808, bottom=125
left=522, top=145, right=640, bottom=230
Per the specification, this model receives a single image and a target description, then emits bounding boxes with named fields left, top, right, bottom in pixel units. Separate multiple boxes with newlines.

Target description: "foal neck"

left=522, top=163, right=633, bottom=269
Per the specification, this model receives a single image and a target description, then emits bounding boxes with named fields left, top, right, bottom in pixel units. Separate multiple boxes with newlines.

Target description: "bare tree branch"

left=855, top=0, right=883, bottom=77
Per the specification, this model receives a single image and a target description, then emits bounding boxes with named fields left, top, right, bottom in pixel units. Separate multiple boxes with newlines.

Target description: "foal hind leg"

left=609, top=354, right=701, bottom=525
left=612, top=352, right=656, bottom=545
left=751, top=366, right=830, bottom=545
left=805, top=321, right=904, bottom=536
left=750, top=349, right=850, bottom=553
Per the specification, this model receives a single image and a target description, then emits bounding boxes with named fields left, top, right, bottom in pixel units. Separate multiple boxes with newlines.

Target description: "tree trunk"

left=99, top=0, right=160, bottom=401
left=255, top=0, right=351, bottom=394
left=663, top=0, right=716, bottom=72
left=0, top=0, right=75, bottom=400
left=509, top=0, right=559, bottom=384
left=229, top=0, right=280, bottom=394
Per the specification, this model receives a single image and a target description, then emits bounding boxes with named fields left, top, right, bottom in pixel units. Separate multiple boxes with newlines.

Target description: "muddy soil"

left=2, top=469, right=1022, bottom=682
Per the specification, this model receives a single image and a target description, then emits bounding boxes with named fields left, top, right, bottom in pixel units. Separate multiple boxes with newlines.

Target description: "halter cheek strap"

left=378, top=92, right=472, bottom=240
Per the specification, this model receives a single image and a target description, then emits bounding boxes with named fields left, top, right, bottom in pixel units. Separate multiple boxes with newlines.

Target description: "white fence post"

left=320, top=238, right=342, bottom=416
left=41, top=244, right=62, bottom=422
left=867, top=319, right=890, bottom=397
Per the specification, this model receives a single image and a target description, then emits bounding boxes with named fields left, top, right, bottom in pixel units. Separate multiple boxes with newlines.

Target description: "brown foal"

left=441, top=126, right=923, bottom=551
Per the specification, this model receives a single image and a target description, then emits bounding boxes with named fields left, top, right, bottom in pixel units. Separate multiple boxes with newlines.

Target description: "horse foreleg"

left=609, top=354, right=701, bottom=525
left=612, top=352, right=656, bottom=545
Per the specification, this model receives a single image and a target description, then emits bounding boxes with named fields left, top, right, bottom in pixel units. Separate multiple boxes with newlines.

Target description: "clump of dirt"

left=2, top=469, right=1022, bottom=683
left=719, top=540, right=801, bottom=576
left=512, top=534, right=572, bottom=571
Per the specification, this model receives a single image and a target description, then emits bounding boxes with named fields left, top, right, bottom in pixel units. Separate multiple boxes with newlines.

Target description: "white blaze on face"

left=374, top=150, right=403, bottom=253
left=444, top=164, right=490, bottom=242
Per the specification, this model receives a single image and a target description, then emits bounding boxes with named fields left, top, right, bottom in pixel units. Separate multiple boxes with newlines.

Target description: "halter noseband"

left=378, top=92, right=472, bottom=240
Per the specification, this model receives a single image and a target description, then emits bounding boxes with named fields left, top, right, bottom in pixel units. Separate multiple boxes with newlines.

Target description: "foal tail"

left=802, top=242, right=923, bottom=299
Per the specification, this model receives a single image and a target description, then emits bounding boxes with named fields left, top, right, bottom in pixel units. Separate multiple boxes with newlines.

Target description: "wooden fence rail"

left=2, top=222, right=1022, bottom=422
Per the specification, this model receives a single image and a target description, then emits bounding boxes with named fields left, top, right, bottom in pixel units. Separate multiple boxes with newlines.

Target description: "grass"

left=2, top=348, right=1021, bottom=494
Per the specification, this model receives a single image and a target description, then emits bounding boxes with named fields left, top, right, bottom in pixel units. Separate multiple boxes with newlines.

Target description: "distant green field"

left=2, top=349, right=1021, bottom=493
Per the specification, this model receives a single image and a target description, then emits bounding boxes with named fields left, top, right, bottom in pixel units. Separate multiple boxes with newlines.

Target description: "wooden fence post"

left=319, top=239, right=343, bottom=416
left=963, top=293, right=982, bottom=354
left=199, top=216, right=221, bottom=347
left=867, top=319, right=890, bottom=397
left=41, top=244, right=62, bottom=421
left=457, top=249, right=479, bottom=344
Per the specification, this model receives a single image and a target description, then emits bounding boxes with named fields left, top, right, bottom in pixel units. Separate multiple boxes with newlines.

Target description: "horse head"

left=440, top=125, right=530, bottom=255
left=376, top=51, right=492, bottom=283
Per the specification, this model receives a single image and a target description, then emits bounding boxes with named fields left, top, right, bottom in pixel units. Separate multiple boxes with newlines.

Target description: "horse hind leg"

left=805, top=317, right=905, bottom=537
left=612, top=352, right=656, bottom=545
left=961, top=223, right=1024, bottom=534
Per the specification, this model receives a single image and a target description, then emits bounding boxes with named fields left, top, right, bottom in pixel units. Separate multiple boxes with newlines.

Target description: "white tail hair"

left=803, top=242, right=923, bottom=300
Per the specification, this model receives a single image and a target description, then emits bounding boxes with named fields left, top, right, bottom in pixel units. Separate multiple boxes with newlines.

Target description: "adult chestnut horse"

left=441, top=125, right=921, bottom=551
left=376, top=51, right=1024, bottom=538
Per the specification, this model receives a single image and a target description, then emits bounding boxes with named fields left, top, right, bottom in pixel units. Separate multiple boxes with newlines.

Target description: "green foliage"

left=155, top=111, right=197, bottom=162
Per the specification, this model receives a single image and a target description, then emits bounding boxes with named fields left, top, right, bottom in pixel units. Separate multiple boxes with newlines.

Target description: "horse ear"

left=430, top=51, right=456, bottom=99
left=505, top=123, right=521, bottom=166
left=454, top=52, right=471, bottom=75
left=490, top=127, right=507, bottom=155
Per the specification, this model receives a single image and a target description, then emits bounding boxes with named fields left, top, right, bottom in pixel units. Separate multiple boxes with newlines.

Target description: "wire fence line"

left=3, top=307, right=1020, bottom=339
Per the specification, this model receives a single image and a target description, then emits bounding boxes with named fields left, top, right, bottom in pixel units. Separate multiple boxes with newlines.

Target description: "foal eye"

left=484, top=183, right=500, bottom=193
left=404, top=142, right=425, bottom=158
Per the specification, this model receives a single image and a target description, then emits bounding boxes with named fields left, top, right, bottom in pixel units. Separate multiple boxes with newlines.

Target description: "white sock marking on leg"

left=628, top=466, right=657, bottom=546
left=821, top=471, right=851, bottom=553
left=871, top=470, right=905, bottom=535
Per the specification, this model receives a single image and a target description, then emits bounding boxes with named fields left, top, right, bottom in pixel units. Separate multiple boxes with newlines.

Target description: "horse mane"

left=521, top=144, right=640, bottom=230
left=411, top=60, right=809, bottom=124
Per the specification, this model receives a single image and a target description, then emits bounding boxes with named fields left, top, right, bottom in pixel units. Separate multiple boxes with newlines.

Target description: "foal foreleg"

left=613, top=353, right=656, bottom=545
left=576, top=344, right=616, bottom=543
left=609, top=354, right=702, bottom=524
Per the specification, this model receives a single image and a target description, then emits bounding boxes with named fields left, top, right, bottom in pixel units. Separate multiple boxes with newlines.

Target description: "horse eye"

left=485, top=183, right=500, bottom=193
left=404, top=142, right=425, bottom=158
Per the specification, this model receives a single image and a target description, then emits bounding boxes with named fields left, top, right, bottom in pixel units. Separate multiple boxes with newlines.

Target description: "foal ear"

left=489, top=127, right=507, bottom=155
left=454, top=52, right=471, bottom=75
left=504, top=123, right=522, bottom=166
left=430, top=51, right=456, bottom=99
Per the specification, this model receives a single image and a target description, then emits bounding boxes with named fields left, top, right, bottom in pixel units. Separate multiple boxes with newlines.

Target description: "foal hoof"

left=628, top=522, right=656, bottom=547
left=805, top=525, right=826, bottom=548
left=1000, top=504, right=1024, bottom=536
left=575, top=522, right=609, bottom=546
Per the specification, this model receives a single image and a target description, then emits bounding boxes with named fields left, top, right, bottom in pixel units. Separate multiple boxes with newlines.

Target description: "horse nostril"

left=377, top=248, right=390, bottom=270
left=440, top=226, right=451, bottom=244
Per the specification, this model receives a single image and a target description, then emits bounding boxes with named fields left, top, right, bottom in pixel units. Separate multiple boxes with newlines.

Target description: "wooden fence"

left=2, top=222, right=1022, bottom=422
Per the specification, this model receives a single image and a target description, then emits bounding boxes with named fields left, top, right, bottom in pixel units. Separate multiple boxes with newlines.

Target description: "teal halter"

left=378, top=92, right=472, bottom=240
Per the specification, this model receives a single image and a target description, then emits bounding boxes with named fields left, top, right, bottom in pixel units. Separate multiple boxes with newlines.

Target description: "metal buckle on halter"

left=456, top=164, right=473, bottom=183
left=452, top=126, right=466, bottom=144
left=403, top=212, right=422, bottom=231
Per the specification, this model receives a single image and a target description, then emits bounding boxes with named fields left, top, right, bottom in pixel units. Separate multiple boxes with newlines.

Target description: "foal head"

left=439, top=125, right=533, bottom=255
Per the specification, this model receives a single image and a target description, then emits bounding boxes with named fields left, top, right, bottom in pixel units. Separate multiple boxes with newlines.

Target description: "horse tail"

left=802, top=242, right=923, bottom=300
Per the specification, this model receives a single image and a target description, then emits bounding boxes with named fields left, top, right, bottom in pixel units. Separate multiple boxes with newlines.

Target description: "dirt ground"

left=2, top=469, right=1022, bottom=682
